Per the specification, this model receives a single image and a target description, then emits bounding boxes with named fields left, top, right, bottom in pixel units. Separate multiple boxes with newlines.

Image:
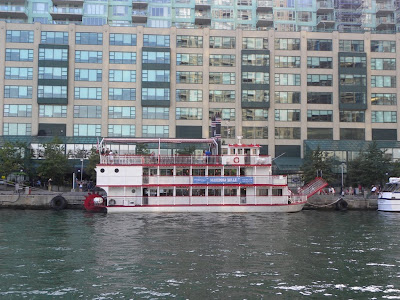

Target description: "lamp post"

left=80, top=158, right=84, bottom=182
left=341, top=162, right=346, bottom=195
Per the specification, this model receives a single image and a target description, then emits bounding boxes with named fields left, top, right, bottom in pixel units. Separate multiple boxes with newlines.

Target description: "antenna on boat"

left=237, top=136, right=243, bottom=145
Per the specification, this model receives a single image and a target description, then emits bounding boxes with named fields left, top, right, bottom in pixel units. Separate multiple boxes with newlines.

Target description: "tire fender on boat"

left=50, top=195, right=67, bottom=211
left=233, top=157, right=240, bottom=163
left=335, top=198, right=348, bottom=211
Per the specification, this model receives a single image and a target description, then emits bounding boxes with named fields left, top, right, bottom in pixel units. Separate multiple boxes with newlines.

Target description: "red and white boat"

left=84, top=137, right=327, bottom=213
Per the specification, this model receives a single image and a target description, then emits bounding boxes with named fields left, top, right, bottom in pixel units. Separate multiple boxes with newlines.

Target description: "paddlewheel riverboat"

left=84, top=137, right=327, bottom=213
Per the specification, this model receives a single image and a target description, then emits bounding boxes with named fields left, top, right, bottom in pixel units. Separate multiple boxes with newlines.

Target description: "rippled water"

left=1, top=210, right=400, bottom=299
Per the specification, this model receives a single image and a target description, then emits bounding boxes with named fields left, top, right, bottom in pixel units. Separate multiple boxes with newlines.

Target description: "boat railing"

left=100, top=154, right=271, bottom=165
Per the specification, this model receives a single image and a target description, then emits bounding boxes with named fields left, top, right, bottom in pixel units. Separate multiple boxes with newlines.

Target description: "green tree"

left=86, top=148, right=100, bottom=181
left=37, top=137, right=71, bottom=188
left=300, top=146, right=335, bottom=184
left=0, top=141, right=26, bottom=180
left=347, top=142, right=390, bottom=187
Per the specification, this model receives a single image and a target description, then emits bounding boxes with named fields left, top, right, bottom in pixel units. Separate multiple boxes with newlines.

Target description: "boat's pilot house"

left=221, top=142, right=261, bottom=165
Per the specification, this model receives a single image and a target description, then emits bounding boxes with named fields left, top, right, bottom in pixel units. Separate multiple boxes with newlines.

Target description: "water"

left=1, top=210, right=400, bottom=299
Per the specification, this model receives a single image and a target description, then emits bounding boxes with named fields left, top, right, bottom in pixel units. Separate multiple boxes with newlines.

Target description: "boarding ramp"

left=298, top=177, right=328, bottom=198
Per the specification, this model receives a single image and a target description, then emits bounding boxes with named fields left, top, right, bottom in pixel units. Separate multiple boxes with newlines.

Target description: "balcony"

left=132, top=10, right=147, bottom=23
left=0, top=0, right=25, bottom=4
left=195, top=11, right=211, bottom=25
left=132, top=0, right=148, bottom=9
left=376, top=3, right=395, bottom=16
left=50, top=6, right=83, bottom=21
left=52, top=0, right=83, bottom=4
left=317, top=1, right=334, bottom=13
left=195, top=0, right=211, bottom=10
left=256, top=0, right=272, bottom=12
left=256, top=13, right=273, bottom=27
left=0, top=5, right=27, bottom=18
left=317, top=15, right=335, bottom=28
left=376, top=16, right=395, bottom=29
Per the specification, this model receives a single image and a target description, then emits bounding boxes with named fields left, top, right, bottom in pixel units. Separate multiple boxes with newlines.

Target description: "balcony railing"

left=257, top=0, right=273, bottom=7
left=51, top=7, right=83, bottom=14
left=317, top=1, right=333, bottom=9
left=0, top=5, right=25, bottom=12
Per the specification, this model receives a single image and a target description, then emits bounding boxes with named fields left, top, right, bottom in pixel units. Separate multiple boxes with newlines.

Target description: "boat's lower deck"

left=378, top=198, right=400, bottom=212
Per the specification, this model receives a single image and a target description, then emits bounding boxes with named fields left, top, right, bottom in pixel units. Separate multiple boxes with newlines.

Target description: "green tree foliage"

left=0, top=142, right=26, bottom=179
left=37, top=137, right=71, bottom=187
left=300, top=146, right=335, bottom=184
left=347, top=142, right=390, bottom=187
left=86, top=148, right=99, bottom=181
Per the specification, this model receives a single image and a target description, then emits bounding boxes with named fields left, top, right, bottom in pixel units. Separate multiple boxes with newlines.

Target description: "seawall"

left=306, top=194, right=378, bottom=210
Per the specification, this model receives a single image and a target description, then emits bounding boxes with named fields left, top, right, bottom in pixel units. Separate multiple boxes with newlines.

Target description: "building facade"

left=2, top=21, right=400, bottom=171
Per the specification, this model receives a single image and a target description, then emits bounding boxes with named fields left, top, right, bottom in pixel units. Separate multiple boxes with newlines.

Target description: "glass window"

left=176, top=53, right=202, bottom=66
left=372, top=111, right=397, bottom=123
left=4, top=86, right=32, bottom=98
left=371, top=58, right=396, bottom=70
left=242, top=90, right=269, bottom=103
left=143, top=51, right=170, bottom=64
left=340, top=92, right=366, bottom=105
left=307, top=74, right=332, bottom=86
left=275, top=74, right=300, bottom=86
left=371, top=93, right=396, bottom=105
left=209, top=109, right=235, bottom=121
left=371, top=76, right=396, bottom=88
left=41, top=32, right=68, bottom=44
left=209, top=72, right=235, bottom=84
left=339, top=56, right=366, bottom=68
left=109, top=70, right=136, bottom=82
left=176, top=90, right=202, bottom=102
left=275, top=56, right=300, bottom=68
left=3, top=123, right=31, bottom=135
left=6, top=31, right=34, bottom=43
left=142, top=88, right=170, bottom=101
left=340, top=128, right=364, bottom=140
left=75, top=51, right=102, bottom=63
left=109, top=88, right=136, bottom=101
left=142, top=70, right=169, bottom=82
left=38, top=67, right=67, bottom=80
left=5, top=67, right=33, bottom=80
left=307, top=92, right=332, bottom=104
left=4, top=105, right=32, bottom=117
left=76, top=32, right=103, bottom=45
left=74, top=124, right=101, bottom=136
left=307, top=128, right=333, bottom=140
left=109, top=33, right=136, bottom=46
left=275, top=109, right=300, bottom=121
left=371, top=40, right=396, bottom=52
left=242, top=53, right=269, bottom=67
left=339, top=74, right=366, bottom=86
left=108, top=125, right=135, bottom=137
left=75, top=69, right=102, bottom=81
left=275, top=91, right=300, bottom=104
left=209, top=90, right=235, bottom=103
left=38, top=86, right=67, bottom=98
left=108, top=107, right=135, bottom=119
left=340, top=111, right=365, bottom=122
left=307, top=110, right=333, bottom=122
left=143, top=107, right=169, bottom=119
left=74, top=106, right=102, bottom=118
left=142, top=125, right=169, bottom=137
left=177, top=35, right=203, bottom=48
left=242, top=72, right=269, bottom=84
left=176, top=108, right=203, bottom=120
left=209, top=36, right=236, bottom=49
left=242, top=127, right=268, bottom=139
left=6, top=49, right=33, bottom=61
left=307, top=39, right=332, bottom=51
left=243, top=37, right=268, bottom=49
left=40, top=48, right=68, bottom=61
left=307, top=57, right=332, bottom=69
left=275, top=127, right=301, bottom=139
left=339, top=40, right=364, bottom=52
left=274, top=38, right=300, bottom=50
left=242, top=109, right=268, bottom=121
left=39, top=105, right=67, bottom=118
left=74, top=87, right=102, bottom=100
left=209, top=54, right=235, bottom=67
left=176, top=72, right=203, bottom=84
left=143, top=35, right=170, bottom=47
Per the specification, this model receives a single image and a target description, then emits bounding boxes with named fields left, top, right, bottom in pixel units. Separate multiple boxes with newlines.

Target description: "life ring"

left=233, top=157, right=240, bottom=163
left=50, top=196, right=67, bottom=211
left=335, top=198, right=348, bottom=211
left=108, top=199, right=116, bottom=206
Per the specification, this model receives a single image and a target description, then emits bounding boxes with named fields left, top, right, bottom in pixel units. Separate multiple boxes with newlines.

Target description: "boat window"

left=237, top=149, right=243, bottom=154
left=257, top=188, right=268, bottom=196
left=192, top=168, right=205, bottom=176
left=114, top=168, right=119, bottom=173
left=160, top=169, right=173, bottom=176
left=208, top=188, right=222, bottom=196
left=224, top=169, right=237, bottom=176
left=176, top=168, right=190, bottom=176
left=224, top=188, right=237, bottom=196
left=383, top=183, right=400, bottom=192
left=149, top=189, right=157, bottom=196
left=222, top=148, right=228, bottom=155
left=208, top=169, right=222, bottom=176
left=272, top=188, right=283, bottom=196
left=100, top=168, right=105, bottom=173
left=159, top=188, right=173, bottom=196
left=192, top=188, right=206, bottom=196
left=150, top=169, right=157, bottom=176
left=176, top=187, right=189, bottom=196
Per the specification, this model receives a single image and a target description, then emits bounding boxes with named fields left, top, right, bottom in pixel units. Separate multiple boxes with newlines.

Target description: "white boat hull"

left=106, top=202, right=306, bottom=213
left=378, top=199, right=400, bottom=212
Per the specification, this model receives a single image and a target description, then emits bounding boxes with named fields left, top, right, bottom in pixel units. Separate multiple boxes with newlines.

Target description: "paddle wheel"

left=84, top=193, right=106, bottom=213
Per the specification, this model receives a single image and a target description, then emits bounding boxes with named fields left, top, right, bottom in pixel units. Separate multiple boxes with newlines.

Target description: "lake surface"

left=1, top=210, right=400, bottom=299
